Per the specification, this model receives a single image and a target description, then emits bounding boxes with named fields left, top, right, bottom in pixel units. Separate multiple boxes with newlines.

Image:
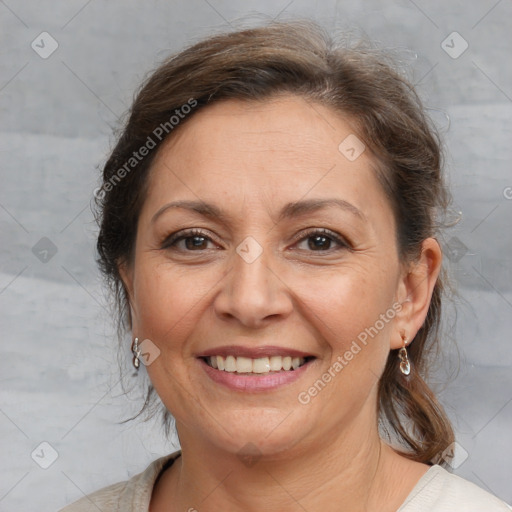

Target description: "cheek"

left=300, top=265, right=396, bottom=368
left=131, top=260, right=201, bottom=350
left=287, top=267, right=397, bottom=425
left=132, top=254, right=396, bottom=351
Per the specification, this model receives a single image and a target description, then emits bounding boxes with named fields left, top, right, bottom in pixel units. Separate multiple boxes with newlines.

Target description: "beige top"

left=60, top=450, right=511, bottom=511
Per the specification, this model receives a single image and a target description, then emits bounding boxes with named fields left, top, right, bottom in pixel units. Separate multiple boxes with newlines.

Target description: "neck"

left=152, top=416, right=418, bottom=512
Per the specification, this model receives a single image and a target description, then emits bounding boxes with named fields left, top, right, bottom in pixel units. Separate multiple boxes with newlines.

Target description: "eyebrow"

left=151, top=198, right=367, bottom=225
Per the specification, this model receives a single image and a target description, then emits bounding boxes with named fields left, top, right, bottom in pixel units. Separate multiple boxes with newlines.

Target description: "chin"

left=203, top=411, right=311, bottom=460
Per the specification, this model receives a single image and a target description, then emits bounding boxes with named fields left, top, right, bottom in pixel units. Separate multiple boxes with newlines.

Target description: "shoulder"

left=399, top=464, right=512, bottom=512
left=58, top=451, right=181, bottom=512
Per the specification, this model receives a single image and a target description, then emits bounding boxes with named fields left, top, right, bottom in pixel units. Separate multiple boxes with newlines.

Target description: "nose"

left=213, top=241, right=293, bottom=329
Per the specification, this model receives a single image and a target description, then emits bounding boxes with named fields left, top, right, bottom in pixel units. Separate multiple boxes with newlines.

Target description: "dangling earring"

left=132, top=337, right=141, bottom=369
left=398, top=333, right=411, bottom=376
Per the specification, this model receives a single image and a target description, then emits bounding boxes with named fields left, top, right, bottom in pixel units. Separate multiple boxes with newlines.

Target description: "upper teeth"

left=208, top=355, right=305, bottom=373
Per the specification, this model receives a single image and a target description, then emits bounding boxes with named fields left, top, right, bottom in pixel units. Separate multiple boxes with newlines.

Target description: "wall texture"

left=1, top=1, right=511, bottom=510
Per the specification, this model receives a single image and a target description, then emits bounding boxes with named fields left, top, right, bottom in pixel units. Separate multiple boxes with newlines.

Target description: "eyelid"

left=162, top=227, right=351, bottom=252
left=161, top=228, right=221, bottom=249
left=289, top=227, right=350, bottom=248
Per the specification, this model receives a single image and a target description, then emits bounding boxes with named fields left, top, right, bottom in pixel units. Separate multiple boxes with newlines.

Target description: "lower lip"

left=198, top=358, right=314, bottom=392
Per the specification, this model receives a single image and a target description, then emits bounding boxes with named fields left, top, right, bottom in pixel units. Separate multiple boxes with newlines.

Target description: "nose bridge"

left=214, top=234, right=291, bottom=327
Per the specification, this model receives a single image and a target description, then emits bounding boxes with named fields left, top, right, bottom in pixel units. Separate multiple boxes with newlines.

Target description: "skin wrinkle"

left=119, top=95, right=441, bottom=512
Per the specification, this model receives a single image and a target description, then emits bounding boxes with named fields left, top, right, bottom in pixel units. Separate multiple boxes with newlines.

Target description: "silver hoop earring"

left=132, top=337, right=141, bottom=370
left=398, top=334, right=411, bottom=376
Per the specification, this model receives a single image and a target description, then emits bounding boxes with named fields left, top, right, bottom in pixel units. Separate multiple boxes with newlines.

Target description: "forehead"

left=143, top=95, right=393, bottom=229
left=158, top=95, right=361, bottom=166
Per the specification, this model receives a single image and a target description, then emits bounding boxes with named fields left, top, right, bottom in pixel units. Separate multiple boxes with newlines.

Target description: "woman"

left=61, top=20, right=511, bottom=512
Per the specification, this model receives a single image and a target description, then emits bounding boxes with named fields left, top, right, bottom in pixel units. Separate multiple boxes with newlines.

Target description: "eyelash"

left=161, top=227, right=350, bottom=254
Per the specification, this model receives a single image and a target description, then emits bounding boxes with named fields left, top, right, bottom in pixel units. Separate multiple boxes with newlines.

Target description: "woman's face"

left=121, top=95, right=413, bottom=458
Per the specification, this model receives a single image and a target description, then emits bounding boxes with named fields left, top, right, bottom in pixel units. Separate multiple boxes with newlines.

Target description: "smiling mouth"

left=201, top=355, right=315, bottom=374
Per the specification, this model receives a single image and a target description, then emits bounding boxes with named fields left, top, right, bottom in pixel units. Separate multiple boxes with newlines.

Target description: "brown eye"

left=294, top=228, right=349, bottom=252
left=162, top=229, right=217, bottom=251
left=161, top=227, right=350, bottom=254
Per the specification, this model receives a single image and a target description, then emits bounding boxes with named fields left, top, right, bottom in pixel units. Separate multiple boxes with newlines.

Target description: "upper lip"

left=197, top=345, right=316, bottom=359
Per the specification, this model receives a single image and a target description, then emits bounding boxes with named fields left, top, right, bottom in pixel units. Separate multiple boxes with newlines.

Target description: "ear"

left=118, top=259, right=136, bottom=322
left=118, top=259, right=134, bottom=299
left=390, top=237, right=442, bottom=350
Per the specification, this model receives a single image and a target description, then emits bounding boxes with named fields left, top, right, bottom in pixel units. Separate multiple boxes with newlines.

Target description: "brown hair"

left=95, top=20, right=455, bottom=465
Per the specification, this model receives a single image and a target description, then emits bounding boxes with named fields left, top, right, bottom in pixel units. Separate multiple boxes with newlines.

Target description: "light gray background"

left=1, top=1, right=511, bottom=510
